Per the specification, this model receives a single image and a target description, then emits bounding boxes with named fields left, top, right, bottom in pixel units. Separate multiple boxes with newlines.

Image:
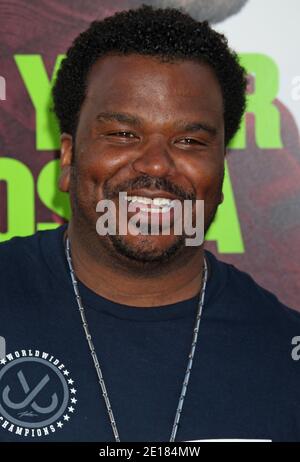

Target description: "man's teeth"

left=126, top=196, right=173, bottom=206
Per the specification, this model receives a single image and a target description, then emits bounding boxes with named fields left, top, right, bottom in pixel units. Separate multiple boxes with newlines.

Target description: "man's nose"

left=132, top=135, right=176, bottom=177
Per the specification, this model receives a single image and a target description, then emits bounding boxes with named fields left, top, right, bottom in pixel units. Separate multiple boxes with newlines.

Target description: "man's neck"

left=65, top=223, right=208, bottom=307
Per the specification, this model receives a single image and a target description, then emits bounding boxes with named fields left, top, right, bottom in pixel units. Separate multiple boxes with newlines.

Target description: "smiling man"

left=59, top=50, right=227, bottom=306
left=0, top=5, right=300, bottom=443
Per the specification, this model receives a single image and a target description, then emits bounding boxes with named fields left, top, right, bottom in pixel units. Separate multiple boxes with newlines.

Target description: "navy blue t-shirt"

left=0, top=224, right=300, bottom=442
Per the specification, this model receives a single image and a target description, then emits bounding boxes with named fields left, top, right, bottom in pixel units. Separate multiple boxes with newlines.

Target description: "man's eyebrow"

left=95, top=111, right=217, bottom=135
left=174, top=120, right=217, bottom=136
left=95, top=112, right=142, bottom=126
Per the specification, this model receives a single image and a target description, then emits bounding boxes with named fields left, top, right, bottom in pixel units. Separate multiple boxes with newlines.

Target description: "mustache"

left=103, top=175, right=195, bottom=201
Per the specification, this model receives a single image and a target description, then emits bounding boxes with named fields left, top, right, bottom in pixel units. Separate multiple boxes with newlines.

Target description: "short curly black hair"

left=52, top=4, right=247, bottom=146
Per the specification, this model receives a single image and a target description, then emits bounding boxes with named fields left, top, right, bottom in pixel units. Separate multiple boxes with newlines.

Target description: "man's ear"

left=219, top=149, right=226, bottom=204
left=59, top=133, right=73, bottom=192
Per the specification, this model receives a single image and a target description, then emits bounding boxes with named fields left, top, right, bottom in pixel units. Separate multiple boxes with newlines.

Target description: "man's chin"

left=108, top=233, right=186, bottom=264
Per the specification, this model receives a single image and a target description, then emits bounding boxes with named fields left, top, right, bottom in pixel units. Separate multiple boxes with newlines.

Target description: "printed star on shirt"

left=71, top=398, right=77, bottom=404
left=68, top=378, right=74, bottom=385
left=63, top=414, right=70, bottom=421
left=68, top=406, right=75, bottom=413
left=70, top=388, right=77, bottom=394
left=0, top=359, right=7, bottom=365
left=63, top=370, right=70, bottom=376
left=57, top=421, right=63, bottom=428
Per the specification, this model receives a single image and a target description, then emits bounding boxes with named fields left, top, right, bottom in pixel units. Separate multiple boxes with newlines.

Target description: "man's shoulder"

left=206, top=249, right=300, bottom=328
left=0, top=229, right=50, bottom=260
left=0, top=231, right=40, bottom=254
left=0, top=226, right=65, bottom=278
left=0, top=226, right=67, bottom=318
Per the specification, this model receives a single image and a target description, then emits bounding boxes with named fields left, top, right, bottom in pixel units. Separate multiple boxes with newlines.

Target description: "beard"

left=108, top=232, right=186, bottom=263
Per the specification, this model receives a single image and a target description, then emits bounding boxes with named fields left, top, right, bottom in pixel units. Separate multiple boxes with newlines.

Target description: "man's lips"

left=128, top=202, right=173, bottom=214
left=121, top=190, right=181, bottom=218
left=118, top=191, right=184, bottom=231
left=123, top=189, right=180, bottom=201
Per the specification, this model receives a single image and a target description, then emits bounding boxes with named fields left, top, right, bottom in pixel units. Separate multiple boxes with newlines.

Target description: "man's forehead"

left=85, top=53, right=223, bottom=112
left=86, top=53, right=219, bottom=87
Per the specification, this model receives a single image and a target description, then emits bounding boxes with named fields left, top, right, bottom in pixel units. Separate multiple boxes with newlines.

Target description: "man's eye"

left=177, top=138, right=203, bottom=145
left=107, top=131, right=136, bottom=138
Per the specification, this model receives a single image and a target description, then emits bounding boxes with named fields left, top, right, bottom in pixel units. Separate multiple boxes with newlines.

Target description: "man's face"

left=60, top=54, right=225, bottom=263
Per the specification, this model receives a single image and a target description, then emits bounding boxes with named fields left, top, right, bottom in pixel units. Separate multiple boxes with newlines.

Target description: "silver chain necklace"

left=64, top=236, right=208, bottom=442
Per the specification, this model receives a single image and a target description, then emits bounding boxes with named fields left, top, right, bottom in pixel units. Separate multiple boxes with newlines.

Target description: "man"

left=0, top=5, right=299, bottom=443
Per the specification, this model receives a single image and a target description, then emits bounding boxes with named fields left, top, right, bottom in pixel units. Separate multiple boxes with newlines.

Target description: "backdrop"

left=0, top=0, right=299, bottom=310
